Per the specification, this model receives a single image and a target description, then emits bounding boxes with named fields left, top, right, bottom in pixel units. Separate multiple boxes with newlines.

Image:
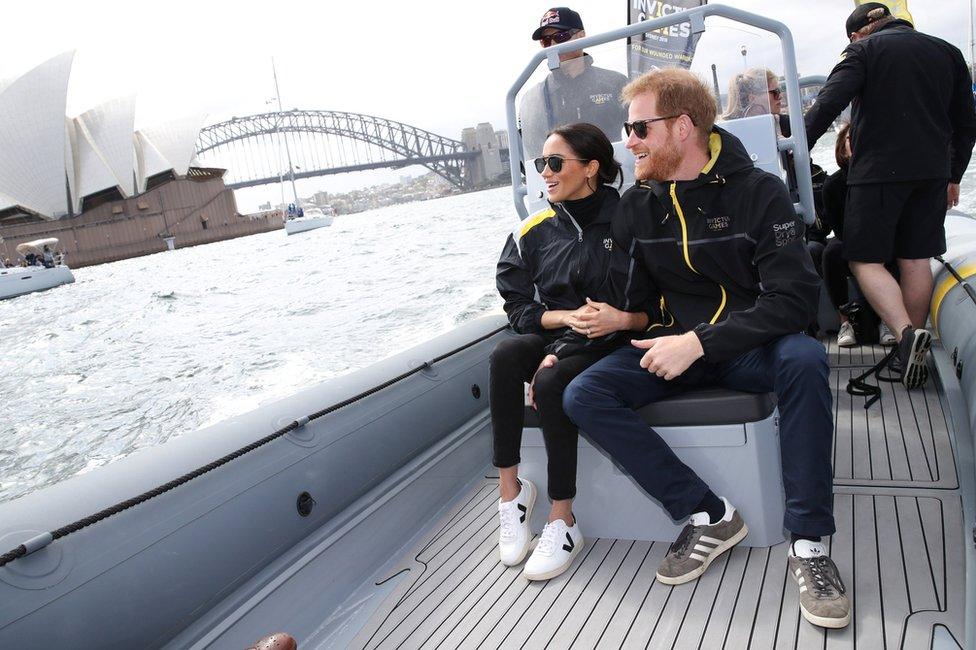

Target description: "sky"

left=1, top=1, right=973, bottom=208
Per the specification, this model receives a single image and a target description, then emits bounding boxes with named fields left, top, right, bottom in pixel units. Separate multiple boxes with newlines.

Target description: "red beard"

left=636, top=135, right=683, bottom=182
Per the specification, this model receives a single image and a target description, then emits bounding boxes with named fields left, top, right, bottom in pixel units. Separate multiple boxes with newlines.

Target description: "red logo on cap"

left=541, top=10, right=560, bottom=26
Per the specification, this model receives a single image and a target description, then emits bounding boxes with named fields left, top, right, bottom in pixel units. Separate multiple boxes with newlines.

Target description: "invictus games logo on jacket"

left=540, top=10, right=560, bottom=27
left=604, top=237, right=613, bottom=250
left=590, top=93, right=614, bottom=105
left=772, top=220, right=797, bottom=247
left=706, top=216, right=730, bottom=231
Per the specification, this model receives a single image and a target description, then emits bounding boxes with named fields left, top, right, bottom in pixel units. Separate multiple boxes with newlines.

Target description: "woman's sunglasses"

left=533, top=155, right=588, bottom=173
left=540, top=29, right=579, bottom=47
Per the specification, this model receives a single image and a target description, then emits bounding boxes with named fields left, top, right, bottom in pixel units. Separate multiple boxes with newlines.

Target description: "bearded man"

left=564, top=68, right=850, bottom=629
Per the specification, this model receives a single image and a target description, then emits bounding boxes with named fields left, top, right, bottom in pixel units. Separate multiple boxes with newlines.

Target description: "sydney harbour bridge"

left=195, top=110, right=509, bottom=190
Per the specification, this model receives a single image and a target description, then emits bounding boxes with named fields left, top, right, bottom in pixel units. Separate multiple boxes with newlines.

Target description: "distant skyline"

left=2, top=1, right=973, bottom=208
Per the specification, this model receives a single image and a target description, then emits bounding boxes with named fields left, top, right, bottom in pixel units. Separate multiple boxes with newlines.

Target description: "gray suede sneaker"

left=788, top=543, right=851, bottom=629
left=656, top=498, right=748, bottom=585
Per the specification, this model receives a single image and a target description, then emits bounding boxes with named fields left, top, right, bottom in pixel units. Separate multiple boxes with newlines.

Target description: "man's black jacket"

left=805, top=19, right=976, bottom=185
left=614, top=127, right=820, bottom=362
left=496, top=186, right=654, bottom=359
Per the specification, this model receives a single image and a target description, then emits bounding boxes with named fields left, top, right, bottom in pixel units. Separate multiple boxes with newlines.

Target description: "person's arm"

left=693, top=176, right=821, bottom=362
left=804, top=46, right=866, bottom=148
left=496, top=233, right=547, bottom=334
left=948, top=49, right=976, bottom=187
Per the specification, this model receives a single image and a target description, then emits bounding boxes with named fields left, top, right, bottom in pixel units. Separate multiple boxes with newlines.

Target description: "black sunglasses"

left=533, top=155, right=588, bottom=173
left=540, top=29, right=578, bottom=47
left=768, top=87, right=783, bottom=99
left=623, top=115, right=686, bottom=139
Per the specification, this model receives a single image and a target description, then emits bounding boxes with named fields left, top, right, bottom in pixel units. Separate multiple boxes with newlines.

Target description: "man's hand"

left=575, top=298, right=630, bottom=338
left=632, top=332, right=704, bottom=380
left=948, top=182, right=961, bottom=209
left=528, top=354, right=558, bottom=409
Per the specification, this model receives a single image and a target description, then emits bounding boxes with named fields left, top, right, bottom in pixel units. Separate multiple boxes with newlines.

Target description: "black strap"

left=846, top=347, right=899, bottom=408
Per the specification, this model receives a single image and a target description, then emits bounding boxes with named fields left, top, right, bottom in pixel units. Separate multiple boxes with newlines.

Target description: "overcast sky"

left=1, top=1, right=973, bottom=207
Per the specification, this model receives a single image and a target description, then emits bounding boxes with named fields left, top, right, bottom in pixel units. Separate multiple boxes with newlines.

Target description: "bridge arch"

left=196, top=110, right=479, bottom=189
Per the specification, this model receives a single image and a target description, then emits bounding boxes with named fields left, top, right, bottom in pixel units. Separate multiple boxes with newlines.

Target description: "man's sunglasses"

left=768, top=87, right=783, bottom=99
left=540, top=29, right=578, bottom=47
left=533, top=155, right=588, bottom=173
left=623, top=115, right=686, bottom=139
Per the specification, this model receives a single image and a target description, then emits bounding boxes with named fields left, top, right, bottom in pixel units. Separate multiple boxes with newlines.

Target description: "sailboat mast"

left=271, top=58, right=300, bottom=206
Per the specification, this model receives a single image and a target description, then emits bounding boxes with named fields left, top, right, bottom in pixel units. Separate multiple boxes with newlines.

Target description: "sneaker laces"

left=499, top=503, right=518, bottom=541
left=802, top=556, right=847, bottom=598
left=536, top=521, right=561, bottom=556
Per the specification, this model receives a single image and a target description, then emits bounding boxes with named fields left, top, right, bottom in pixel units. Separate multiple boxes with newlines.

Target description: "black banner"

left=627, top=1, right=706, bottom=75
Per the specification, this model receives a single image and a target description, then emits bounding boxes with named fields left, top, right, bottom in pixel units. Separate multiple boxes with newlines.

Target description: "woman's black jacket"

left=496, top=187, right=654, bottom=359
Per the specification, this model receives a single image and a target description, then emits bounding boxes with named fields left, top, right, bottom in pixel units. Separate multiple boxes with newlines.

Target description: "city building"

left=0, top=52, right=278, bottom=267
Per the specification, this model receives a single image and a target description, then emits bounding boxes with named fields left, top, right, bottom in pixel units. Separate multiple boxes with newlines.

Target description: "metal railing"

left=505, top=4, right=817, bottom=225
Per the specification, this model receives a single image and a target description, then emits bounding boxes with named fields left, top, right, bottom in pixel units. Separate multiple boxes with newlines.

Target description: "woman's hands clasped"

left=567, top=298, right=630, bottom=338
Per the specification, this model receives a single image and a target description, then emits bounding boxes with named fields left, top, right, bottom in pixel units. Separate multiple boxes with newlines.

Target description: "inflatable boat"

left=0, top=6, right=973, bottom=648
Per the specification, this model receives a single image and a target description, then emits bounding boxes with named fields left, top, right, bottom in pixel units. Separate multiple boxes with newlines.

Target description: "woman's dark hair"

left=548, top=122, right=623, bottom=189
left=834, top=121, right=852, bottom=168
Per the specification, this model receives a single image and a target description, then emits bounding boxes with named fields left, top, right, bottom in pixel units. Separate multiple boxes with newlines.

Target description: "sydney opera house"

left=0, top=52, right=280, bottom=267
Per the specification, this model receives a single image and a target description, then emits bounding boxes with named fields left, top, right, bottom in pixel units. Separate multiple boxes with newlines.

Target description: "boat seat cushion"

left=523, top=387, right=776, bottom=428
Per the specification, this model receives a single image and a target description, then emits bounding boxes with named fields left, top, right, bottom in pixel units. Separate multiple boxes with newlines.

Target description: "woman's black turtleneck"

left=559, top=185, right=606, bottom=228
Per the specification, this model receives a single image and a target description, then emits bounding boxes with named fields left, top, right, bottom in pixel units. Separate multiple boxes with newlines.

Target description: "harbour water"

left=0, top=187, right=514, bottom=503
left=4, top=134, right=975, bottom=504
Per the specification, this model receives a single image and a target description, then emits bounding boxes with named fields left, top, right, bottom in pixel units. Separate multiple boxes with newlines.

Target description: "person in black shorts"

left=806, top=2, right=976, bottom=388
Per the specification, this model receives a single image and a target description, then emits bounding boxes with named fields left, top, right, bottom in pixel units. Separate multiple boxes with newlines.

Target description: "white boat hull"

left=0, top=265, right=74, bottom=300
left=284, top=215, right=333, bottom=235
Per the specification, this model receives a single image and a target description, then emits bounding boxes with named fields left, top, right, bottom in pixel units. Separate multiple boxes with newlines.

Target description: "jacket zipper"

left=669, top=182, right=727, bottom=324
left=558, top=204, right=586, bottom=290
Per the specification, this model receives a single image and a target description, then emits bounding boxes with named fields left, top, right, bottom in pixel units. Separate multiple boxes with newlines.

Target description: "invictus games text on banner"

left=628, top=0, right=705, bottom=75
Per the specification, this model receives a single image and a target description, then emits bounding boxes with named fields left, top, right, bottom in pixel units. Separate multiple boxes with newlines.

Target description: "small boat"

left=284, top=205, right=334, bottom=235
left=0, top=237, right=74, bottom=300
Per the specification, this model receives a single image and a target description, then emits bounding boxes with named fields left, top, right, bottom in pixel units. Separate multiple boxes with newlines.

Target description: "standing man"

left=805, top=3, right=976, bottom=388
left=519, top=7, right=629, bottom=158
left=564, top=68, right=850, bottom=629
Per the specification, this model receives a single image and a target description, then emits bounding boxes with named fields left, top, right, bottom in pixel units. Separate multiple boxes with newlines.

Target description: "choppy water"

left=4, top=134, right=976, bottom=504
left=0, top=187, right=516, bottom=503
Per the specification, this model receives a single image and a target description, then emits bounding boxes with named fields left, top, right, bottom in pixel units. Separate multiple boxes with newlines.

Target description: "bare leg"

left=499, top=466, right=521, bottom=502
left=549, top=499, right=574, bottom=525
left=897, top=258, right=934, bottom=329
left=850, top=261, right=913, bottom=341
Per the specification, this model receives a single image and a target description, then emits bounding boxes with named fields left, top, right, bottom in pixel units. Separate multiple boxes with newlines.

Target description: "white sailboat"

left=270, top=59, right=334, bottom=236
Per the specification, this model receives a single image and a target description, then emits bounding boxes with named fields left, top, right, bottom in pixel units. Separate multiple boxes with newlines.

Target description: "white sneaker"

left=523, top=517, right=583, bottom=581
left=837, top=321, right=856, bottom=348
left=879, top=323, right=896, bottom=346
left=498, top=478, right=536, bottom=566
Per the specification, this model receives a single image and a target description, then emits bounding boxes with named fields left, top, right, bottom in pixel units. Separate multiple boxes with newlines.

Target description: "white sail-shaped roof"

left=0, top=51, right=75, bottom=218
left=138, top=113, right=207, bottom=177
left=73, top=95, right=137, bottom=199
left=65, top=117, right=79, bottom=213
left=133, top=131, right=173, bottom=193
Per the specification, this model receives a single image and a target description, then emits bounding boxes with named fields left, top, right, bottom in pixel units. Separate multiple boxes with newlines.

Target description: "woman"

left=722, top=68, right=785, bottom=134
left=822, top=122, right=896, bottom=347
left=493, top=122, right=653, bottom=581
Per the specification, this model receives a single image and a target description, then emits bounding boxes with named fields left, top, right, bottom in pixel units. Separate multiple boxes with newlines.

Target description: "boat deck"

left=352, top=343, right=967, bottom=649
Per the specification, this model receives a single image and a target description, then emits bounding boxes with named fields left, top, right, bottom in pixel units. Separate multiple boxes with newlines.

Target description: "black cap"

left=845, top=2, right=891, bottom=37
left=531, top=7, right=584, bottom=40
